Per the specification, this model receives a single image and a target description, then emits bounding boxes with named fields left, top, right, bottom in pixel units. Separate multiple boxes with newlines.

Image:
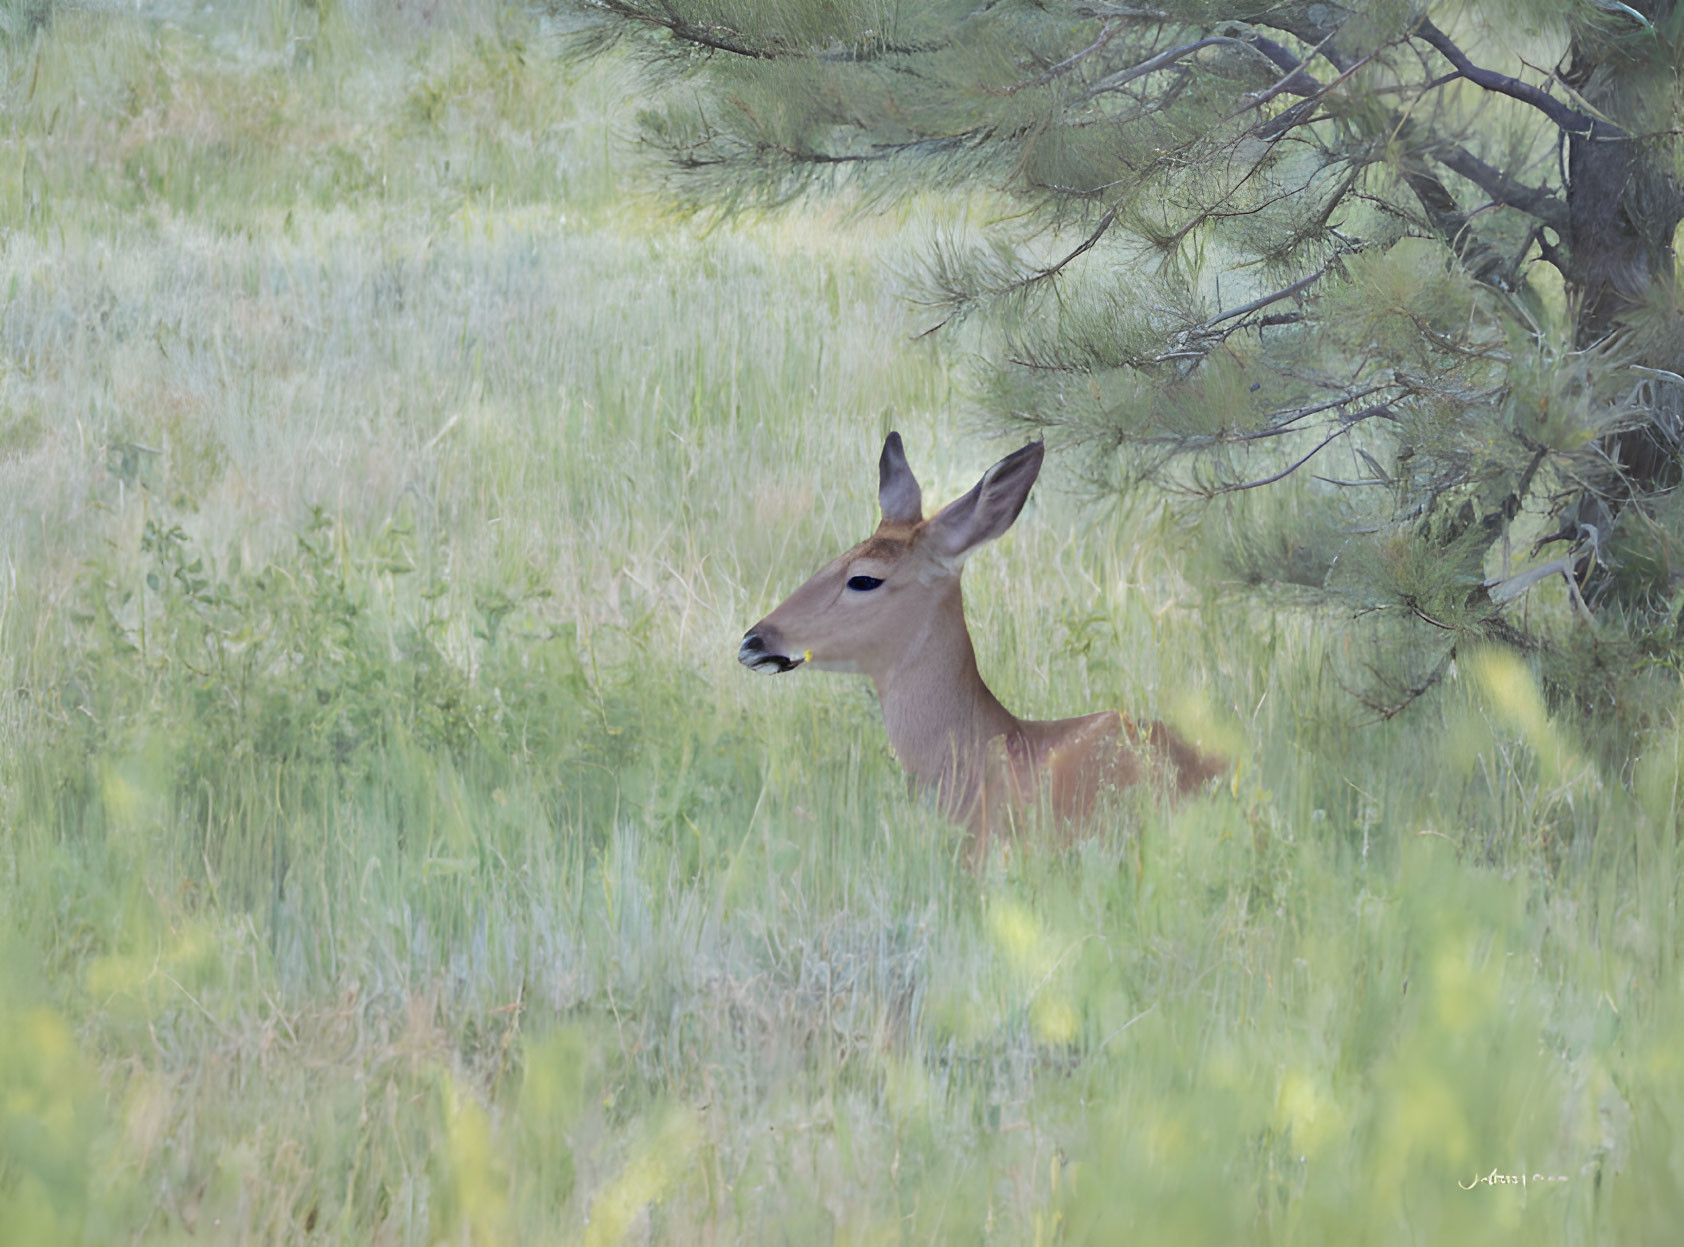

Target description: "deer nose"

left=738, top=631, right=803, bottom=674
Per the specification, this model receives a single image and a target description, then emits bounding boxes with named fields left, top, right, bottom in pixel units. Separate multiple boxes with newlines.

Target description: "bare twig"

left=1245, top=48, right=1375, bottom=141
left=1200, top=267, right=1327, bottom=329
left=1239, top=31, right=1333, bottom=109
left=1074, top=3, right=1173, bottom=17
left=1033, top=207, right=1120, bottom=281
left=1201, top=424, right=1354, bottom=494
left=1351, top=651, right=1454, bottom=724
left=1098, top=1002, right=1159, bottom=1049
left=997, top=20, right=1121, bottom=93
left=1084, top=36, right=1245, bottom=101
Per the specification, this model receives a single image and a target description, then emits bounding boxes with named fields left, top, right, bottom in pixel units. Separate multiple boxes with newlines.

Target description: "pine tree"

left=558, top=1, right=1684, bottom=715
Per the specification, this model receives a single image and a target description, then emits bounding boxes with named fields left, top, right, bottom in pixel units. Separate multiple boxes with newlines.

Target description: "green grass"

left=2, top=3, right=1681, bottom=1243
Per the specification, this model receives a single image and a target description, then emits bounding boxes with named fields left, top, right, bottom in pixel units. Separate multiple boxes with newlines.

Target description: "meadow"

left=1, top=2, right=1680, bottom=1243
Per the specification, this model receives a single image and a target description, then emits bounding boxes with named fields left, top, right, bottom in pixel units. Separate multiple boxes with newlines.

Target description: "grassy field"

left=2, top=2, right=1681, bottom=1243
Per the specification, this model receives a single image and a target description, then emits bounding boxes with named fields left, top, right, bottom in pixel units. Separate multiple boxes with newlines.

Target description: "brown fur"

left=739, top=433, right=1224, bottom=860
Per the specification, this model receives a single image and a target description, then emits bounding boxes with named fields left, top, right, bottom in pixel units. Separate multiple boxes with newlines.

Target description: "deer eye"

left=846, top=575, right=884, bottom=592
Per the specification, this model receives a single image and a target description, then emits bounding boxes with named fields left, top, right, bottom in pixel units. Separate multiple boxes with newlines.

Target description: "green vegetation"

left=0, top=3, right=1679, bottom=1243
left=557, top=0, right=1684, bottom=723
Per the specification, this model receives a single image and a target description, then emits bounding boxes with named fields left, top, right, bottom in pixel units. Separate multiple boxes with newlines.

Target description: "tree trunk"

left=1560, top=5, right=1684, bottom=569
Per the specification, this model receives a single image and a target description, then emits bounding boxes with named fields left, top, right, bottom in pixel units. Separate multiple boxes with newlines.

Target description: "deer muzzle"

left=737, top=631, right=805, bottom=674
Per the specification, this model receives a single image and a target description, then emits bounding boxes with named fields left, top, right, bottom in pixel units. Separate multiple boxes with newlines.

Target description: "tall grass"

left=1, top=3, right=1679, bottom=1243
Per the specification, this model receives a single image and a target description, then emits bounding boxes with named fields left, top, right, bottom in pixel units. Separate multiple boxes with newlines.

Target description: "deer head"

left=738, top=432, right=1043, bottom=684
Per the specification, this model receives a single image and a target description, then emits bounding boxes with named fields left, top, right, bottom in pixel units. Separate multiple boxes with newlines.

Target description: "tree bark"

left=1557, top=4, right=1684, bottom=581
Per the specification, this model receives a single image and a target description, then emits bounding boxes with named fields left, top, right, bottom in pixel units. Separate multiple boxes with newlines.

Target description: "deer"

left=737, top=432, right=1223, bottom=858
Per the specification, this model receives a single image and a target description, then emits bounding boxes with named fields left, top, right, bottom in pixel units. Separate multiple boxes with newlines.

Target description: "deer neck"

left=869, top=581, right=1020, bottom=812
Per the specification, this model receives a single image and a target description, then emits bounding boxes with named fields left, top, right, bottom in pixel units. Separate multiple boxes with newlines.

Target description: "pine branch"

left=1245, top=48, right=1378, bottom=142
left=1428, top=143, right=1569, bottom=232
left=579, top=0, right=775, bottom=59
left=665, top=124, right=997, bottom=179
left=1395, top=155, right=1507, bottom=285
left=1225, top=24, right=1568, bottom=233
left=1265, top=392, right=1394, bottom=439
left=1143, top=267, right=1340, bottom=366
left=913, top=208, right=1119, bottom=339
left=573, top=0, right=952, bottom=63
left=1411, top=19, right=1627, bottom=143
left=1256, top=11, right=1361, bottom=73
left=1137, top=388, right=1398, bottom=446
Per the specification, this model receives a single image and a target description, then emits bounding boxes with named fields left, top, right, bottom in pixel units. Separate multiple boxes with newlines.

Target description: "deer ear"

left=924, top=441, right=1044, bottom=564
left=878, top=431, right=923, bottom=526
